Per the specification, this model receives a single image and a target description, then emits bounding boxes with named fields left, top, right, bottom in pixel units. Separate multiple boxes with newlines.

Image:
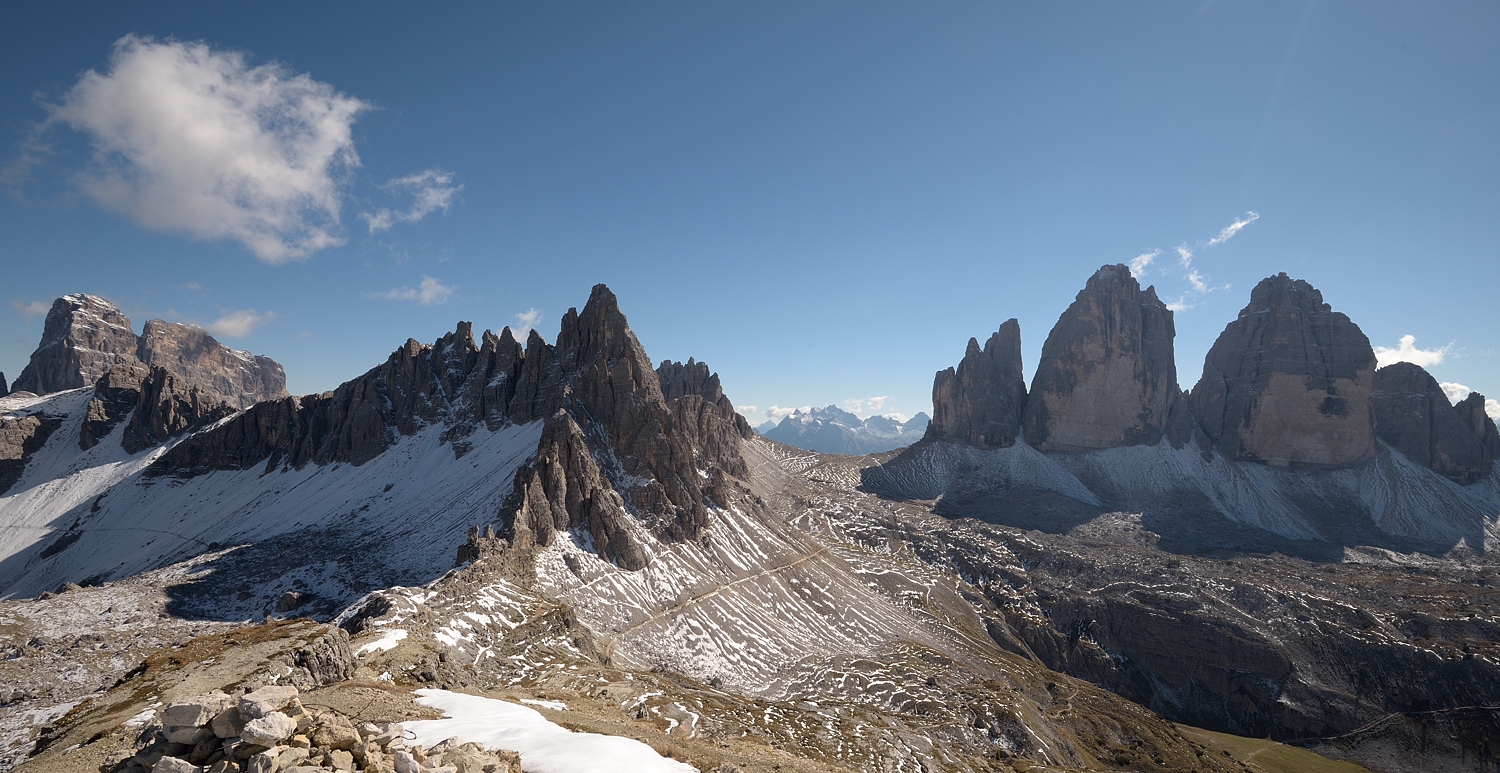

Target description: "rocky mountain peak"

left=927, top=319, right=1027, bottom=449
left=137, top=319, right=287, bottom=409
left=1371, top=362, right=1492, bottom=484
left=1190, top=273, right=1377, bottom=467
left=12, top=294, right=140, bottom=395
left=1455, top=391, right=1500, bottom=476
left=1021, top=264, right=1191, bottom=452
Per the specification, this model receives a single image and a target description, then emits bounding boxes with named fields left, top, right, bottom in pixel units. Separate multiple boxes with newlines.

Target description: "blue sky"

left=2, top=2, right=1497, bottom=424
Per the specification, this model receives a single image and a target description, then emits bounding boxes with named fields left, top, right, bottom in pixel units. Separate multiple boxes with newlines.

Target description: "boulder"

left=11, top=294, right=139, bottom=395
left=161, top=692, right=235, bottom=730
left=1372, top=363, right=1490, bottom=483
left=1189, top=273, right=1377, bottom=468
left=1023, top=264, right=1192, bottom=452
left=151, top=756, right=202, bottom=773
left=310, top=713, right=360, bottom=751
left=927, top=319, right=1028, bottom=449
left=210, top=707, right=245, bottom=739
left=240, top=711, right=298, bottom=747
left=238, top=686, right=298, bottom=719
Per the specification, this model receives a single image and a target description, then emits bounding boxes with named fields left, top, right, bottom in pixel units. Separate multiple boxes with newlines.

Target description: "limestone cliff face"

left=926, top=320, right=1028, bottom=449
left=0, top=373, right=8, bottom=396
left=1022, top=265, right=1191, bottom=453
left=12, top=295, right=139, bottom=395
left=1371, top=363, right=1492, bottom=484
left=1189, top=274, right=1377, bottom=468
left=137, top=320, right=286, bottom=409
left=1454, top=392, right=1500, bottom=478
left=152, top=284, right=755, bottom=570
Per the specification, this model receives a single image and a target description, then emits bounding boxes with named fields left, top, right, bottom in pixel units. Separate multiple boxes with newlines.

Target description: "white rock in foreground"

left=402, top=689, right=697, bottom=773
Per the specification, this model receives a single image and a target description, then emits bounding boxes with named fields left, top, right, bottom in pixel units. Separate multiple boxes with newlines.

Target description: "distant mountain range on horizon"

left=757, top=405, right=929, bottom=455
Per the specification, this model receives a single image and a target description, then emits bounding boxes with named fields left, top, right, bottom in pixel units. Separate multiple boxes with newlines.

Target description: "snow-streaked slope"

left=0, top=399, right=542, bottom=600
left=404, top=689, right=698, bottom=773
left=865, top=437, right=1500, bottom=552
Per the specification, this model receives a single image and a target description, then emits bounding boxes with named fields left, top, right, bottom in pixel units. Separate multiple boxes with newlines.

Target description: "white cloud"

left=373, top=276, right=456, bottom=306
left=766, top=405, right=804, bottom=420
left=204, top=309, right=275, bottom=338
left=1441, top=382, right=1473, bottom=404
left=883, top=412, right=911, bottom=423
left=362, top=169, right=462, bottom=233
left=1129, top=249, right=1159, bottom=277
left=866, top=396, right=889, bottom=411
left=45, top=35, right=366, bottom=263
left=1206, top=211, right=1260, bottom=247
left=1375, top=335, right=1452, bottom=369
left=1440, top=382, right=1500, bottom=420
left=735, top=405, right=758, bottom=416
left=842, top=398, right=864, bottom=414
left=1175, top=245, right=1193, bottom=268
left=510, top=308, right=543, bottom=341
left=12, top=300, right=51, bottom=319
left=1165, top=299, right=1189, bottom=313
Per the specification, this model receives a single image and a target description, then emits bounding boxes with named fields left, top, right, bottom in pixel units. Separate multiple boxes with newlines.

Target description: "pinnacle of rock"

left=927, top=319, right=1028, bottom=449
left=1189, top=273, right=1377, bottom=467
left=1022, top=264, right=1192, bottom=452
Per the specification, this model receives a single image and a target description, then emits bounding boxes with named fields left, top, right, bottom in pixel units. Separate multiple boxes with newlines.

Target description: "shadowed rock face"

left=12, top=295, right=139, bottom=395
left=1454, top=392, right=1500, bottom=477
left=1022, top=265, right=1192, bottom=452
left=1372, top=362, right=1492, bottom=484
left=1190, top=273, right=1377, bottom=468
left=0, top=373, right=8, bottom=396
left=79, top=363, right=242, bottom=453
left=927, top=320, right=1028, bottom=449
left=137, top=320, right=287, bottom=409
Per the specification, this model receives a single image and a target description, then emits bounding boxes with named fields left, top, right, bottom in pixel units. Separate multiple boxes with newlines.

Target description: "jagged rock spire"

left=1189, top=273, right=1377, bottom=467
left=926, top=320, right=1028, bottom=449
left=1022, top=264, right=1191, bottom=452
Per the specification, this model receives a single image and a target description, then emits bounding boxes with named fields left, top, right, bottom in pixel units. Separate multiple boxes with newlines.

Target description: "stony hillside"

left=3, top=276, right=1498, bottom=772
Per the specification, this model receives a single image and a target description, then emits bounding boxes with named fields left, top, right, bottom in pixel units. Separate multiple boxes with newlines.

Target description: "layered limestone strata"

left=1022, top=264, right=1192, bottom=452
left=1189, top=273, right=1377, bottom=468
left=927, top=319, right=1028, bottom=449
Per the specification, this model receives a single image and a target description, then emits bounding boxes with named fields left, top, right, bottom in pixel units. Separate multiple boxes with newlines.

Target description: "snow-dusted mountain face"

left=873, top=265, right=1500, bottom=556
left=8, top=276, right=1500, bottom=772
left=761, top=405, right=928, bottom=454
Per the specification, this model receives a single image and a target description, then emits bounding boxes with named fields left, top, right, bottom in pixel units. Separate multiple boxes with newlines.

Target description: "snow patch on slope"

left=403, top=689, right=697, bottom=773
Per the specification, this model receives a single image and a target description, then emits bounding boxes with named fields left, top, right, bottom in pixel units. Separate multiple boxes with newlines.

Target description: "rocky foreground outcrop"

left=9, top=294, right=286, bottom=409
left=1189, top=273, right=1378, bottom=468
left=1023, top=264, right=1192, bottom=452
left=1372, top=362, right=1495, bottom=484
left=926, top=319, right=1028, bottom=448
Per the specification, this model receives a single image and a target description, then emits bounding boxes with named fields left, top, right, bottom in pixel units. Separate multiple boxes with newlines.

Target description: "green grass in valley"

left=1176, top=725, right=1372, bottom=773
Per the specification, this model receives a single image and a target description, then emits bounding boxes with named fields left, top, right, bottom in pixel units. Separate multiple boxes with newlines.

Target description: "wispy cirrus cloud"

left=1375, top=335, right=1452, bottom=369
left=12, top=300, right=51, bottom=320
left=37, top=35, right=366, bottom=263
left=362, top=169, right=462, bottom=233
left=511, top=308, right=542, bottom=339
left=1206, top=211, right=1260, bottom=247
left=369, top=276, right=456, bottom=306
left=1128, top=249, right=1160, bottom=277
left=204, top=309, right=276, bottom=339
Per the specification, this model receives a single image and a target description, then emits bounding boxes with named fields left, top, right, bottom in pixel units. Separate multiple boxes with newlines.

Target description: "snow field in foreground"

left=403, top=689, right=698, bottom=773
